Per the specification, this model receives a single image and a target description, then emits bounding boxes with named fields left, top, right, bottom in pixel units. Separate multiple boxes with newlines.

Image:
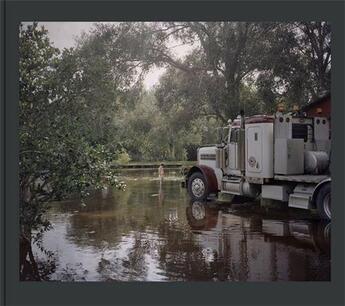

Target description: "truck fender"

left=186, top=165, right=219, bottom=193
left=311, top=178, right=331, bottom=208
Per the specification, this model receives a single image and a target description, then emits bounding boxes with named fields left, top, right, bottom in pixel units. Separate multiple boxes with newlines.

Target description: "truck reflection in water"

left=186, top=201, right=330, bottom=280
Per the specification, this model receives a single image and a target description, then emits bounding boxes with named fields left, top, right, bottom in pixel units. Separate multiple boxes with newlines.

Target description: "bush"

left=116, top=151, right=131, bottom=164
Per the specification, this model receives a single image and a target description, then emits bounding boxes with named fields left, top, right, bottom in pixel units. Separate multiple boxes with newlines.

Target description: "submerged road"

left=30, top=172, right=330, bottom=282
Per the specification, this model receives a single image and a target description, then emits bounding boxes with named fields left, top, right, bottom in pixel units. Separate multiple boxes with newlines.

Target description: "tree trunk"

left=20, top=234, right=41, bottom=281
left=226, top=82, right=241, bottom=120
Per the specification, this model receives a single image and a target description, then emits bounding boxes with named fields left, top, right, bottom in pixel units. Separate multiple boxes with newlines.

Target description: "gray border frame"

left=1, top=1, right=344, bottom=306
left=0, top=0, right=5, bottom=305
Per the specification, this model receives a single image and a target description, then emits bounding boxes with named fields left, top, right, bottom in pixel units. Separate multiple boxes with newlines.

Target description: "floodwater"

left=30, top=169, right=331, bottom=281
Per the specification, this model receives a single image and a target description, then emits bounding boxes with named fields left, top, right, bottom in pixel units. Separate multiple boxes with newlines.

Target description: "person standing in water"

left=158, top=163, right=164, bottom=184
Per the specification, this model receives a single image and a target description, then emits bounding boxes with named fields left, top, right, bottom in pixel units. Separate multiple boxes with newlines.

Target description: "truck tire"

left=316, top=183, right=331, bottom=220
left=311, top=221, right=331, bottom=254
left=188, top=172, right=209, bottom=201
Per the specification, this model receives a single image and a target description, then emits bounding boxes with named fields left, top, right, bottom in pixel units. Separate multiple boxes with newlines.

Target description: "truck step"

left=288, top=184, right=315, bottom=210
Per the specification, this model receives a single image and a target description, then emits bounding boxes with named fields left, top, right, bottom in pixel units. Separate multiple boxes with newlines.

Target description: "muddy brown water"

left=31, top=171, right=331, bottom=281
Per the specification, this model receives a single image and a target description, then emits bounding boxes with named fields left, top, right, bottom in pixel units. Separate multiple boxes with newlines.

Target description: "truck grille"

left=200, top=154, right=216, bottom=160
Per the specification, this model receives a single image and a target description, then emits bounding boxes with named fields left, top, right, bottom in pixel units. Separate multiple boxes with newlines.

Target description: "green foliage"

left=116, top=151, right=131, bottom=164
left=19, top=23, right=126, bottom=241
left=150, top=22, right=330, bottom=121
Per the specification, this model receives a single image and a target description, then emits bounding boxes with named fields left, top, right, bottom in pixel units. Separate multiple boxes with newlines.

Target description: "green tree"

left=254, top=22, right=331, bottom=107
left=19, top=23, right=126, bottom=279
left=151, top=22, right=331, bottom=120
left=297, top=21, right=331, bottom=98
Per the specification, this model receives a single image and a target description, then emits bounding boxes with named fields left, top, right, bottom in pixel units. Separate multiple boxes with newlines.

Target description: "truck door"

left=246, top=126, right=262, bottom=173
left=229, top=128, right=239, bottom=170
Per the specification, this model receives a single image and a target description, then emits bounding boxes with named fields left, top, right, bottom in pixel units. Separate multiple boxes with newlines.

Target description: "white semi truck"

left=184, top=111, right=331, bottom=220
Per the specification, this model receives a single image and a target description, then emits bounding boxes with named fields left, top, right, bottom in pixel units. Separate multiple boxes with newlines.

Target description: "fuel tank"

left=304, top=151, right=329, bottom=174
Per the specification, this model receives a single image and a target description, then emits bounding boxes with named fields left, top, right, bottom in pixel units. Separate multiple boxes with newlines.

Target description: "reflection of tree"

left=64, top=181, right=187, bottom=250
left=20, top=236, right=57, bottom=281
left=238, top=218, right=249, bottom=281
left=96, top=231, right=164, bottom=281
left=156, top=221, right=215, bottom=281
left=124, top=233, right=150, bottom=280
left=55, top=263, right=89, bottom=282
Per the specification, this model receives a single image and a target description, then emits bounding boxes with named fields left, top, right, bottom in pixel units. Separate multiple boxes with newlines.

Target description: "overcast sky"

left=28, top=22, right=193, bottom=89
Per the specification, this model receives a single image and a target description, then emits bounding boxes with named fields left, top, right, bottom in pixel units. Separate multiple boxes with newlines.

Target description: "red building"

left=302, top=92, right=331, bottom=119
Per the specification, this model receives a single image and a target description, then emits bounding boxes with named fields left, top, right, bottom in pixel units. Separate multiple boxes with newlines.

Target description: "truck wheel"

left=316, top=183, right=331, bottom=220
left=188, top=172, right=209, bottom=201
left=311, top=221, right=331, bottom=254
